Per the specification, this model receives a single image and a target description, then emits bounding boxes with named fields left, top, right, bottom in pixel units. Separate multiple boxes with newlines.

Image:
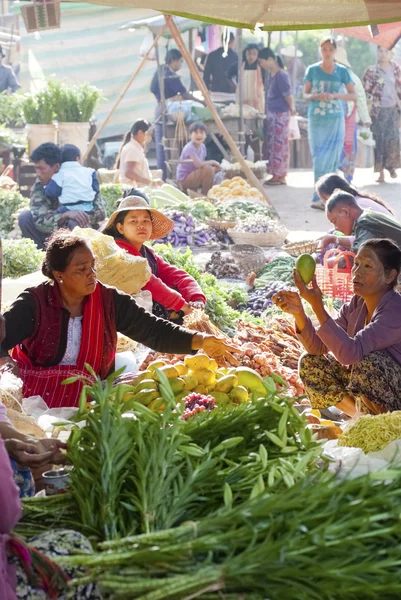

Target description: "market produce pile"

left=338, top=411, right=401, bottom=453
left=17, top=369, right=401, bottom=599
left=17, top=366, right=322, bottom=543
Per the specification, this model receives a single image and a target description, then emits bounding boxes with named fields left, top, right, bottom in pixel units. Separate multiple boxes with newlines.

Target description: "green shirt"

left=352, top=209, right=401, bottom=253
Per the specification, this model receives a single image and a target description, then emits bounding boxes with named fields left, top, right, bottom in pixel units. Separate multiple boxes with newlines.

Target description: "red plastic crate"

left=315, top=249, right=355, bottom=303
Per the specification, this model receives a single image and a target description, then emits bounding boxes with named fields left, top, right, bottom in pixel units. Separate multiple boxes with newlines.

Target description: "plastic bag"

left=74, top=228, right=151, bottom=295
left=288, top=116, right=301, bottom=141
left=323, top=439, right=401, bottom=479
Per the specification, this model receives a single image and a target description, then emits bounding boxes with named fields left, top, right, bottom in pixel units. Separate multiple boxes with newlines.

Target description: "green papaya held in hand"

left=296, top=254, right=316, bottom=285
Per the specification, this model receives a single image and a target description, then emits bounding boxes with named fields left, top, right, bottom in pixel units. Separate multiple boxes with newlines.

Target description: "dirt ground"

left=267, top=167, right=401, bottom=241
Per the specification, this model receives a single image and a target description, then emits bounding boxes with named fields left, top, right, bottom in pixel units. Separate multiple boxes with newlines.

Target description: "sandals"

left=265, top=178, right=287, bottom=186
left=311, top=201, right=325, bottom=211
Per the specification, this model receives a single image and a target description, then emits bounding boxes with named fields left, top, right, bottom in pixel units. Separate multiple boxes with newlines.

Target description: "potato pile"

left=208, top=177, right=265, bottom=203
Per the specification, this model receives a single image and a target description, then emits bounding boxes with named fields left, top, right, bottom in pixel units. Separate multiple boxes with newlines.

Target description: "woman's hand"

left=192, top=334, right=240, bottom=365
left=318, top=234, right=336, bottom=250
left=189, top=301, right=205, bottom=310
left=294, top=270, right=324, bottom=309
left=272, top=290, right=304, bottom=316
left=313, top=93, right=330, bottom=101
left=5, top=439, right=55, bottom=468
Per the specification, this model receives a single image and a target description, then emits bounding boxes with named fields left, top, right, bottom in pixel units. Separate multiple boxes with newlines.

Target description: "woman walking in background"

left=304, top=37, right=356, bottom=209
left=363, top=46, right=401, bottom=183
left=259, top=48, right=295, bottom=186
left=336, top=47, right=371, bottom=183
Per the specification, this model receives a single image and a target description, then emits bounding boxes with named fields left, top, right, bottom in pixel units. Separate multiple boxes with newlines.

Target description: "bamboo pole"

left=164, top=15, right=277, bottom=214
left=83, top=24, right=168, bottom=163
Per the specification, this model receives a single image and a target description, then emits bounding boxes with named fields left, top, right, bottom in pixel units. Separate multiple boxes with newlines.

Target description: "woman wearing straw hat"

left=103, top=196, right=206, bottom=320
left=336, top=47, right=371, bottom=183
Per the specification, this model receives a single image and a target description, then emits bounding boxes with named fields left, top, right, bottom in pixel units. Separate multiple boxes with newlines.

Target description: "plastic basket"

left=315, top=249, right=355, bottom=303
left=231, top=244, right=266, bottom=275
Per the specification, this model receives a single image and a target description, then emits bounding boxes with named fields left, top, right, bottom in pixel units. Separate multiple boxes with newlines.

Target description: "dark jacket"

left=203, top=47, right=238, bottom=94
left=0, top=281, right=195, bottom=367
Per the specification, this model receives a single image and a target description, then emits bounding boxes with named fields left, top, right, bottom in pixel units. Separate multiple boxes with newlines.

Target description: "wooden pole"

left=236, top=28, right=245, bottom=155
left=164, top=15, right=277, bottom=214
left=83, top=24, right=168, bottom=163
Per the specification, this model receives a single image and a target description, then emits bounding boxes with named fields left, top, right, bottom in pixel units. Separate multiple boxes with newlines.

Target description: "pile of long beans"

left=61, top=468, right=401, bottom=599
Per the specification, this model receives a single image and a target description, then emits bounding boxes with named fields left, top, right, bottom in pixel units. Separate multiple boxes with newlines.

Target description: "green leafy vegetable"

left=3, top=239, right=44, bottom=278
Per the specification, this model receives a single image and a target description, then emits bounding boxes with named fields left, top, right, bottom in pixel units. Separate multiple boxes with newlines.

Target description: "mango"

left=192, top=369, right=216, bottom=387
left=148, top=398, right=167, bottom=412
left=133, top=379, right=158, bottom=394
left=154, top=365, right=179, bottom=381
left=175, top=362, right=188, bottom=376
left=148, top=360, right=166, bottom=372
left=182, top=374, right=198, bottom=391
left=169, top=377, right=186, bottom=395
left=132, top=370, right=154, bottom=385
left=194, top=385, right=208, bottom=395
left=296, top=254, right=316, bottom=285
left=132, top=389, right=159, bottom=406
left=236, top=367, right=266, bottom=394
left=230, top=386, right=249, bottom=404
left=184, top=354, right=210, bottom=371
left=209, top=359, right=218, bottom=372
left=209, top=391, right=230, bottom=404
left=215, top=374, right=238, bottom=393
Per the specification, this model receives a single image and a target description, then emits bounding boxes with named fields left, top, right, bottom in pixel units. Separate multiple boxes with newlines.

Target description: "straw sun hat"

left=102, top=196, right=174, bottom=240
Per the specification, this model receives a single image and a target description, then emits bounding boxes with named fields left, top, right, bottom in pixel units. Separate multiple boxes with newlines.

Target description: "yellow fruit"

left=182, top=375, right=198, bottom=391
left=153, top=365, right=179, bottom=381
left=209, top=359, right=218, bottom=372
left=148, top=398, right=167, bottom=412
left=133, top=370, right=154, bottom=385
left=209, top=391, right=230, bottom=404
left=169, top=377, right=186, bottom=395
left=311, top=409, right=321, bottom=418
left=184, top=354, right=211, bottom=371
left=215, top=374, right=238, bottom=393
left=133, top=379, right=158, bottom=394
left=192, top=369, right=216, bottom=387
left=236, top=367, right=266, bottom=393
left=131, top=389, right=159, bottom=405
left=230, top=386, right=249, bottom=403
left=175, top=362, right=188, bottom=376
left=148, top=360, right=166, bottom=372
left=194, top=385, right=208, bottom=394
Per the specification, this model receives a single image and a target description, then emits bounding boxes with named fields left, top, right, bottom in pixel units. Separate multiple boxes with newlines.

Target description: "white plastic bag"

left=288, top=116, right=301, bottom=141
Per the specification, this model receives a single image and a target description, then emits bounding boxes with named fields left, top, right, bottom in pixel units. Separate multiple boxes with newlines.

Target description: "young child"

left=45, top=144, right=100, bottom=215
left=176, top=122, right=220, bottom=195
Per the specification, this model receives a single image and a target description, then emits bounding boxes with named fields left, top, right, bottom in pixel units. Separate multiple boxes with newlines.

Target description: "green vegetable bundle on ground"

left=255, top=255, right=296, bottom=288
left=0, top=189, right=29, bottom=236
left=3, top=239, right=44, bottom=278
left=61, top=467, right=401, bottom=600
left=18, top=369, right=320, bottom=542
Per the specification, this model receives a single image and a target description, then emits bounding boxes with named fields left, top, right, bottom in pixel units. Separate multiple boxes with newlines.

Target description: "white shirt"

left=60, top=317, right=83, bottom=366
left=119, top=139, right=151, bottom=185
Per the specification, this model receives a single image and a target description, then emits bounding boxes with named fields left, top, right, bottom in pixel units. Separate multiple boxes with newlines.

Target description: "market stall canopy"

left=119, top=15, right=202, bottom=36
left=61, top=0, right=401, bottom=31
left=335, top=22, right=401, bottom=49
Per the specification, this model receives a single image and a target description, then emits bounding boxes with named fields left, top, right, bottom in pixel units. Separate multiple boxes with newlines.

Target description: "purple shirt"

left=298, top=289, right=401, bottom=366
left=356, top=195, right=392, bottom=216
left=176, top=141, right=207, bottom=181
left=0, top=435, right=21, bottom=599
left=267, top=69, right=292, bottom=113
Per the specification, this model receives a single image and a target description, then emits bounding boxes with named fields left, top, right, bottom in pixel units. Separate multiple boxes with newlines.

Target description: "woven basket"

left=283, top=239, right=319, bottom=257
left=231, top=244, right=266, bottom=275
left=227, top=229, right=288, bottom=247
left=208, top=217, right=237, bottom=231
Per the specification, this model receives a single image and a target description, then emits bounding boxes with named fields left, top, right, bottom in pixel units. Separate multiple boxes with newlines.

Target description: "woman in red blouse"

left=103, top=196, right=206, bottom=320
